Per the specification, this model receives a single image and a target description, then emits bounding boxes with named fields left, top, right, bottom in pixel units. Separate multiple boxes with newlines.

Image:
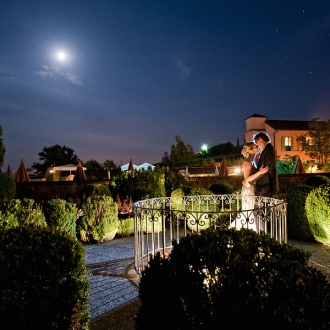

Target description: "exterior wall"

left=245, top=116, right=312, bottom=161
left=265, top=125, right=312, bottom=161
left=244, top=116, right=266, bottom=142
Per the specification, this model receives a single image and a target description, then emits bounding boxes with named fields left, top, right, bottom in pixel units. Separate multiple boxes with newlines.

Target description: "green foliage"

left=102, top=159, right=117, bottom=170
left=322, top=161, right=330, bottom=172
left=286, top=185, right=315, bottom=240
left=306, top=183, right=330, bottom=244
left=172, top=186, right=213, bottom=197
left=78, top=195, right=119, bottom=243
left=277, top=155, right=297, bottom=174
left=82, top=183, right=111, bottom=197
left=162, top=135, right=195, bottom=165
left=305, top=175, right=330, bottom=187
left=209, top=183, right=233, bottom=194
left=207, top=142, right=234, bottom=158
left=84, top=159, right=102, bottom=170
left=116, top=217, right=134, bottom=237
left=0, top=199, right=46, bottom=228
left=297, top=117, right=330, bottom=166
left=44, top=199, right=78, bottom=237
left=164, top=168, right=186, bottom=196
left=0, top=225, right=90, bottom=329
left=0, top=125, right=5, bottom=168
left=136, top=228, right=330, bottom=329
left=170, top=187, right=214, bottom=232
left=32, top=144, right=78, bottom=174
left=0, top=173, right=15, bottom=202
left=111, top=167, right=165, bottom=202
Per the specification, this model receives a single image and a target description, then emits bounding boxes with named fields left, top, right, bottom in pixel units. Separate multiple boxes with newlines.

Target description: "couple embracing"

left=234, top=132, right=277, bottom=231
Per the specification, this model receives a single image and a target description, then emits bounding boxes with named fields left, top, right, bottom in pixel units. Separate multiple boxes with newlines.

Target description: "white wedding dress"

left=230, top=182, right=257, bottom=231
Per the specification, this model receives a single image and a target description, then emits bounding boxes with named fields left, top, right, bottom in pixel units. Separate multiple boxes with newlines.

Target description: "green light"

left=201, top=144, right=208, bottom=152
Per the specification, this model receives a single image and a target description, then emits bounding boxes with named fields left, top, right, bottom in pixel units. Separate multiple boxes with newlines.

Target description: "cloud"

left=34, top=65, right=83, bottom=85
left=64, top=72, right=83, bottom=85
left=175, top=59, right=191, bottom=79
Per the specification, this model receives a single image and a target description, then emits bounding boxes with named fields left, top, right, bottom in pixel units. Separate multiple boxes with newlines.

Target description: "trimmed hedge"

left=0, top=225, right=90, bottom=329
left=209, top=183, right=234, bottom=194
left=306, top=183, right=330, bottom=244
left=305, top=175, right=330, bottom=187
left=136, top=228, right=330, bottom=329
left=286, top=185, right=315, bottom=240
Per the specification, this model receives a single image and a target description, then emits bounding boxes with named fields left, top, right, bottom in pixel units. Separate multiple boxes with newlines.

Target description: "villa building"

left=244, top=114, right=313, bottom=162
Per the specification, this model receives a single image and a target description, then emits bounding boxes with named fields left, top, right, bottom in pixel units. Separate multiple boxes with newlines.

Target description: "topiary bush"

left=306, top=183, right=330, bottom=244
left=0, top=173, right=15, bottom=202
left=78, top=195, right=119, bottom=243
left=209, top=183, right=234, bottom=195
left=286, top=185, right=315, bottom=241
left=44, top=199, right=78, bottom=237
left=0, top=225, right=90, bottom=329
left=0, top=199, right=46, bottom=228
left=305, top=175, right=330, bottom=187
left=136, top=228, right=330, bottom=329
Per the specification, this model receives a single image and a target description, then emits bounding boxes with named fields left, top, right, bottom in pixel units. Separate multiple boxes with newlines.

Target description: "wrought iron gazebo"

left=133, top=194, right=287, bottom=275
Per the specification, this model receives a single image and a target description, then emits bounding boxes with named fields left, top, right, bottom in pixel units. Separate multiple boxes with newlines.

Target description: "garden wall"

left=15, top=180, right=111, bottom=203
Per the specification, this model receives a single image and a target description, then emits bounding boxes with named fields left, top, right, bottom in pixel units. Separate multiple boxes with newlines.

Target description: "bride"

left=231, top=142, right=268, bottom=231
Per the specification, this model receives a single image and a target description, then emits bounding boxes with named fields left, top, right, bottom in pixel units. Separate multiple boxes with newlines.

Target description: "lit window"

left=281, top=137, right=293, bottom=151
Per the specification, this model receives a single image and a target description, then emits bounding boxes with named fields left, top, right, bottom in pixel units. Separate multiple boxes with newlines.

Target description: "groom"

left=253, top=131, right=277, bottom=197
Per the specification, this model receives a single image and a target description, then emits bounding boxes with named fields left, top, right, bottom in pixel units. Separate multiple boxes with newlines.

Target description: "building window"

left=281, top=136, right=293, bottom=151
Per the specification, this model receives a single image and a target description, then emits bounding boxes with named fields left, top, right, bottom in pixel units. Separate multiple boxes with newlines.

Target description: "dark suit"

left=255, top=143, right=277, bottom=197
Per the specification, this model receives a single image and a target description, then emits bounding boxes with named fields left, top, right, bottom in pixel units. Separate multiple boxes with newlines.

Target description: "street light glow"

left=201, top=144, right=208, bottom=152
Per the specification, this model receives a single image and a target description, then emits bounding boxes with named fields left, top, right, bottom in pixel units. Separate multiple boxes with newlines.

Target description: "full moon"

left=58, top=52, right=65, bottom=60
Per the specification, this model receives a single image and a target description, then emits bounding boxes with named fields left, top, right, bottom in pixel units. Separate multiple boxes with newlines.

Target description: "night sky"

left=1, top=0, right=330, bottom=170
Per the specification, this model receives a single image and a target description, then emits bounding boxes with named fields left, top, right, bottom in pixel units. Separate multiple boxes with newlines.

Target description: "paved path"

left=85, top=236, right=330, bottom=329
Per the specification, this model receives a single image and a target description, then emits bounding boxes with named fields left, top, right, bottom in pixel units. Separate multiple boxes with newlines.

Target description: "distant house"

left=244, top=114, right=312, bottom=161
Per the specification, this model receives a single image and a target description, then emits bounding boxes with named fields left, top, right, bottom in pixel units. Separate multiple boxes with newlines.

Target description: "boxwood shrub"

left=116, top=216, right=135, bottom=237
left=44, top=199, right=78, bottom=237
left=136, top=228, right=330, bottom=329
left=286, top=185, right=315, bottom=240
left=78, top=195, right=119, bottom=243
left=0, top=225, right=90, bottom=329
left=0, top=199, right=46, bottom=228
left=306, top=183, right=330, bottom=244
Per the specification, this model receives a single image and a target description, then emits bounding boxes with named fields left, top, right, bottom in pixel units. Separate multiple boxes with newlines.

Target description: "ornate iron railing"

left=133, top=194, right=287, bottom=275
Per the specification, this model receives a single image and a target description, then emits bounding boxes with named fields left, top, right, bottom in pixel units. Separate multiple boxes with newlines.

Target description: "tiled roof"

left=245, top=113, right=267, bottom=120
left=265, top=120, right=310, bottom=130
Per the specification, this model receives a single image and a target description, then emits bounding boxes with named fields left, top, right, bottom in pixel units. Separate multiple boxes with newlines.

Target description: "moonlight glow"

left=58, top=52, right=65, bottom=60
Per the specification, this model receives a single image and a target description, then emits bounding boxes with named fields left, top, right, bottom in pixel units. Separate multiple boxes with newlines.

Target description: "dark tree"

left=32, top=145, right=78, bottom=173
left=102, top=159, right=117, bottom=170
left=0, top=125, right=6, bottom=168
left=162, top=135, right=195, bottom=165
left=297, top=118, right=330, bottom=166
left=84, top=159, right=102, bottom=170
